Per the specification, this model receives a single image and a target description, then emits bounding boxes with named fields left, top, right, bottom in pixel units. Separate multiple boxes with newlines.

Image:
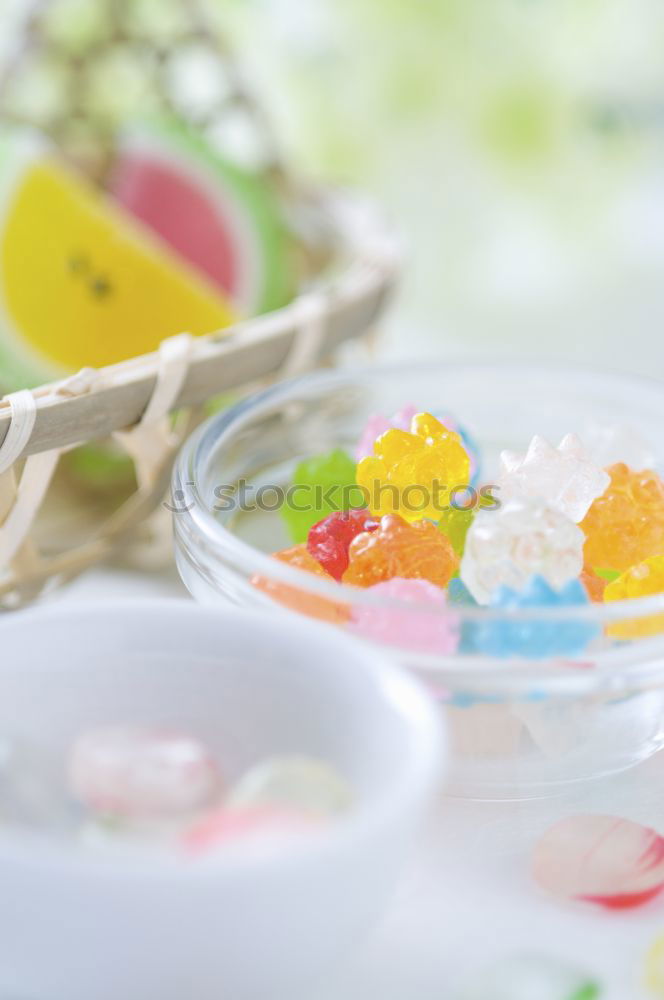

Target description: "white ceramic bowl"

left=0, top=600, right=441, bottom=1000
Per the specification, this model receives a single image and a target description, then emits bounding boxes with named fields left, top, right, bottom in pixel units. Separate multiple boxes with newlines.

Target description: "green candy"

left=456, top=954, right=602, bottom=1000
left=281, top=448, right=362, bottom=544
left=439, top=506, right=474, bottom=557
left=594, top=567, right=621, bottom=583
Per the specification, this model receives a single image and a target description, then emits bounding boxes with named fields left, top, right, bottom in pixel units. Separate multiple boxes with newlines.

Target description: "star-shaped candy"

left=581, top=421, right=657, bottom=471
left=460, top=498, right=585, bottom=605
left=499, top=433, right=610, bottom=523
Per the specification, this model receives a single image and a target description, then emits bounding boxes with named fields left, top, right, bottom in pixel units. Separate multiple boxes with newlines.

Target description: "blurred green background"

left=3, top=0, right=664, bottom=375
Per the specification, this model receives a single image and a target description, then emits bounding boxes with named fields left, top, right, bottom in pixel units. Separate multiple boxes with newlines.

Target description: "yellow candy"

left=0, top=130, right=236, bottom=387
left=604, top=554, right=664, bottom=639
left=644, top=932, right=664, bottom=997
left=356, top=412, right=470, bottom=522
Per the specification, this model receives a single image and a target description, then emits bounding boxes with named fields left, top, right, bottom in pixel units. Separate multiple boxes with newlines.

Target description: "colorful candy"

left=3, top=723, right=352, bottom=859
left=532, top=814, right=664, bottom=909
left=252, top=545, right=349, bottom=624
left=580, top=565, right=607, bottom=603
left=604, top=554, right=664, bottom=639
left=580, top=463, right=664, bottom=572
left=260, top=406, right=664, bottom=658
left=456, top=953, right=602, bottom=1000
left=225, top=756, right=352, bottom=817
left=605, top=554, right=664, bottom=601
left=447, top=578, right=477, bottom=606
left=343, top=514, right=458, bottom=588
left=281, top=449, right=360, bottom=544
left=438, top=505, right=475, bottom=557
left=306, top=508, right=378, bottom=580
left=472, top=576, right=598, bottom=659
left=68, top=727, right=223, bottom=822
left=644, top=932, right=664, bottom=998
left=355, top=404, right=417, bottom=462
left=499, top=434, right=609, bottom=523
left=461, top=498, right=585, bottom=605
left=356, top=412, right=471, bottom=522
left=181, top=757, right=351, bottom=855
left=349, top=577, right=458, bottom=654
left=181, top=805, right=315, bottom=856
left=439, top=413, right=482, bottom=484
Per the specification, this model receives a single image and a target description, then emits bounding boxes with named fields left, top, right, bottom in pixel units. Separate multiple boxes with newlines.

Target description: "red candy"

left=307, top=509, right=378, bottom=581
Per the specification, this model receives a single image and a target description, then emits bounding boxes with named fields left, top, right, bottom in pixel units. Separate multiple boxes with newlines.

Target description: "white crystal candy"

left=69, top=727, right=223, bottom=821
left=226, top=756, right=352, bottom=818
left=581, top=421, right=657, bottom=472
left=460, top=498, right=585, bottom=604
left=498, top=433, right=609, bottom=523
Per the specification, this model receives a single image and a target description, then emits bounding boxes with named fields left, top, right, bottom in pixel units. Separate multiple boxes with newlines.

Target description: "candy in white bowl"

left=0, top=600, right=442, bottom=1000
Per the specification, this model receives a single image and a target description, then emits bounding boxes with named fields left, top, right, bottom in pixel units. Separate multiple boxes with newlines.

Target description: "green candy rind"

left=117, top=115, right=295, bottom=316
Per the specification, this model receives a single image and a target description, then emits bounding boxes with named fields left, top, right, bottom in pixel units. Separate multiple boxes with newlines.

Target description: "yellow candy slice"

left=0, top=129, right=236, bottom=388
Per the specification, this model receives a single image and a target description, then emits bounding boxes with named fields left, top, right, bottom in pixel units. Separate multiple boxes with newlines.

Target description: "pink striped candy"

left=532, top=814, right=664, bottom=910
left=69, top=727, right=222, bottom=822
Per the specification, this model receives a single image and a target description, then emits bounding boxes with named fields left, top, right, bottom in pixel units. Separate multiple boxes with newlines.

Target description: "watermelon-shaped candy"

left=0, top=127, right=237, bottom=390
left=109, top=119, right=295, bottom=316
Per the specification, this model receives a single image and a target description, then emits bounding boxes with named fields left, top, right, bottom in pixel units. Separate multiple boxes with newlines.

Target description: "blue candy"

left=447, top=577, right=480, bottom=653
left=448, top=577, right=476, bottom=606
left=472, top=575, right=599, bottom=659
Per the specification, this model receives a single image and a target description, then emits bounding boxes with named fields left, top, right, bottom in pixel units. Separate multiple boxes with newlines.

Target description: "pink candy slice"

left=532, top=814, right=664, bottom=910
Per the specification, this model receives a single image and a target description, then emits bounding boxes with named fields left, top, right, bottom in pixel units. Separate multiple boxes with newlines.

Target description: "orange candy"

left=343, top=514, right=458, bottom=588
left=580, top=463, right=664, bottom=572
left=252, top=545, right=349, bottom=624
left=580, top=565, right=606, bottom=603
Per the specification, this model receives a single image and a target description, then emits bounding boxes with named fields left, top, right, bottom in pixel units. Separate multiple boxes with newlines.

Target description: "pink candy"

left=349, top=577, right=458, bottom=655
left=532, top=814, right=664, bottom=910
left=355, top=404, right=418, bottom=461
left=181, top=806, right=315, bottom=856
left=69, top=727, right=223, bottom=822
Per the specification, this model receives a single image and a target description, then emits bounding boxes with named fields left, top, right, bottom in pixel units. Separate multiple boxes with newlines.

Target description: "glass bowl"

left=172, top=361, right=664, bottom=799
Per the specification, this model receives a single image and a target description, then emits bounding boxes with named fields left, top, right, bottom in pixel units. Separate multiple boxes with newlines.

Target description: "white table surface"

left=52, top=566, right=664, bottom=1000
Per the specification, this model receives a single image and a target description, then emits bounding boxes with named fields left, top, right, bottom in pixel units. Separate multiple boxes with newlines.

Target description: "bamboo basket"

left=0, top=0, right=400, bottom=608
